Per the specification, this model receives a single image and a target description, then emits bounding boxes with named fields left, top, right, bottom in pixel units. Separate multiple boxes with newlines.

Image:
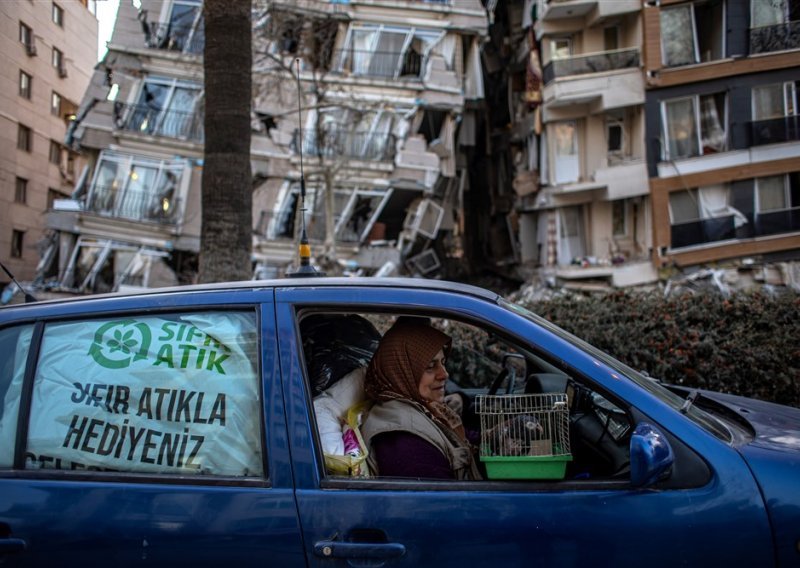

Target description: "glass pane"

left=118, top=164, right=158, bottom=219
left=0, top=325, right=34, bottom=468
left=669, top=189, right=700, bottom=223
left=89, top=159, right=122, bottom=214
left=757, top=175, right=787, bottom=211
left=753, top=84, right=785, bottom=119
left=551, top=38, right=571, bottom=59
left=370, top=31, right=407, bottom=77
left=699, top=93, right=726, bottom=153
left=665, top=98, right=699, bottom=159
left=351, top=29, right=376, bottom=74
left=752, top=0, right=787, bottom=27
left=26, top=312, right=262, bottom=476
left=661, top=6, right=695, bottom=66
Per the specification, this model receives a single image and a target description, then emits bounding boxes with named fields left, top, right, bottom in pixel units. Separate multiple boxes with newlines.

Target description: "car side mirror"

left=630, top=422, right=674, bottom=488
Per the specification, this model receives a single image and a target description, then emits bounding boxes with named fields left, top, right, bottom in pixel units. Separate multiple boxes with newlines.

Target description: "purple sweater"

left=371, top=431, right=454, bottom=479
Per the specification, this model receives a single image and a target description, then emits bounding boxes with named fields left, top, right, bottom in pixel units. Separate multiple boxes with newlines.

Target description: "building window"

left=17, top=124, right=32, bottom=152
left=751, top=0, right=800, bottom=27
left=338, top=24, right=444, bottom=79
left=124, top=78, right=203, bottom=140
left=756, top=175, right=791, bottom=212
left=662, top=92, right=727, bottom=160
left=11, top=230, right=25, bottom=259
left=669, top=184, right=745, bottom=248
left=19, top=21, right=32, bottom=47
left=752, top=82, right=798, bottom=119
left=661, top=0, right=725, bottom=67
left=52, top=47, right=63, bottom=70
left=19, top=70, right=32, bottom=99
left=15, top=178, right=28, bottom=204
left=51, top=91, right=62, bottom=117
left=52, top=3, right=64, bottom=27
left=49, top=140, right=62, bottom=165
left=612, top=200, right=627, bottom=236
left=48, top=187, right=69, bottom=209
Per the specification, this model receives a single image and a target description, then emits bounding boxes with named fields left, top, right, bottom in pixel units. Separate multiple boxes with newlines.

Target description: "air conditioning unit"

left=58, top=63, right=68, bottom=78
left=25, top=41, right=37, bottom=56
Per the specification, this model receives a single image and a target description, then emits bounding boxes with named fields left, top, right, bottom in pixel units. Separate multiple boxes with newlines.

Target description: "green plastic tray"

left=481, top=455, right=572, bottom=480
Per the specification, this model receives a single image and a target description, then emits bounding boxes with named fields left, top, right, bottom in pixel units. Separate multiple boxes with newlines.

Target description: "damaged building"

left=21, top=0, right=800, bottom=297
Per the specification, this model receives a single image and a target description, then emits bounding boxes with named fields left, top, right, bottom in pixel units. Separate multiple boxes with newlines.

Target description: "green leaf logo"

left=89, top=320, right=152, bottom=369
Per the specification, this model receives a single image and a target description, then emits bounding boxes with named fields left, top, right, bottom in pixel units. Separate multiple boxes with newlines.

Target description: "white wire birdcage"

left=476, top=393, right=571, bottom=459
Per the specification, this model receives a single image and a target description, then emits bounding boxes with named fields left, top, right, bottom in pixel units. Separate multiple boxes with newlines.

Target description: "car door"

left=0, top=290, right=305, bottom=566
left=275, top=284, right=775, bottom=568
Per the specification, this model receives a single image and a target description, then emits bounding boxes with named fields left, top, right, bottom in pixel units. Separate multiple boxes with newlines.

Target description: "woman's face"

left=418, top=349, right=448, bottom=402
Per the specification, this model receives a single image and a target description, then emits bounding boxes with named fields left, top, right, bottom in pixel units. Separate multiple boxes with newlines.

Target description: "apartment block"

left=516, top=0, right=657, bottom=289
left=0, top=0, right=97, bottom=288
left=643, top=0, right=800, bottom=271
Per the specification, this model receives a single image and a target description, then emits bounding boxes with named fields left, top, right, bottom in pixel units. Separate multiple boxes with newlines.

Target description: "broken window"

left=669, top=185, right=746, bottom=248
left=303, top=107, right=399, bottom=161
left=334, top=188, right=388, bottom=243
left=662, top=92, right=727, bottom=160
left=338, top=24, right=443, bottom=79
left=86, top=152, right=186, bottom=223
left=149, top=0, right=204, bottom=54
left=661, top=0, right=725, bottom=67
left=123, top=78, right=203, bottom=141
left=268, top=182, right=317, bottom=240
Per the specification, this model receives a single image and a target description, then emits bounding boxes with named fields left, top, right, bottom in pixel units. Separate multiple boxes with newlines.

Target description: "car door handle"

left=314, top=540, right=406, bottom=560
left=0, top=538, right=26, bottom=554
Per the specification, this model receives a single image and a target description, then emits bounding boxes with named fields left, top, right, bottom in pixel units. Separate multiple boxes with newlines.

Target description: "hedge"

left=519, top=290, right=800, bottom=408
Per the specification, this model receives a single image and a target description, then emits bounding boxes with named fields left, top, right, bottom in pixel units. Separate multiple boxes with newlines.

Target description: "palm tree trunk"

left=199, top=0, right=252, bottom=283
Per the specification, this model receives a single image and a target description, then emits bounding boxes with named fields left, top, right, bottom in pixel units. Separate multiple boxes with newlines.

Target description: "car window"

left=20, top=311, right=264, bottom=477
left=301, top=310, right=633, bottom=484
left=0, top=324, right=34, bottom=468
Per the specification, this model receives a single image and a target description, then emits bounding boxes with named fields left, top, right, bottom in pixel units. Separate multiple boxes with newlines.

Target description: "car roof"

left=1, top=277, right=501, bottom=311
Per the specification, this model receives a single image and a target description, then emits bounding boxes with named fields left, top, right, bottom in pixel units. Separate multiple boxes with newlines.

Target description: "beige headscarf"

left=365, top=318, right=467, bottom=441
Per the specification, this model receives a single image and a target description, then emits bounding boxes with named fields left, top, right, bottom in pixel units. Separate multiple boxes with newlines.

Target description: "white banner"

left=18, top=312, right=262, bottom=477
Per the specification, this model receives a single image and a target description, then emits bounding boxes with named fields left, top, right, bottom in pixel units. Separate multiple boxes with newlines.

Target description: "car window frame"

left=0, top=305, right=271, bottom=488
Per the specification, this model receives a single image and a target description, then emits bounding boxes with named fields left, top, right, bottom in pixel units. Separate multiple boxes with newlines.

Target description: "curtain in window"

left=665, top=98, right=698, bottom=159
left=118, top=165, right=158, bottom=220
left=699, top=95, right=726, bottom=153
left=661, top=6, right=695, bottom=66
left=351, top=29, right=375, bottom=74
left=161, top=87, right=201, bottom=138
left=753, top=84, right=786, bottom=119
left=751, top=0, right=787, bottom=27
left=757, top=175, right=787, bottom=211
left=371, top=30, right=407, bottom=77
left=698, top=184, right=748, bottom=227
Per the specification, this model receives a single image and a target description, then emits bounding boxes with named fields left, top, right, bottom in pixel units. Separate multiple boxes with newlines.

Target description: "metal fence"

left=143, top=21, right=204, bottom=55
left=750, top=20, right=800, bottom=54
left=115, top=103, right=204, bottom=143
left=334, top=48, right=423, bottom=79
left=542, top=48, right=640, bottom=84
left=85, top=185, right=181, bottom=225
left=292, top=128, right=397, bottom=161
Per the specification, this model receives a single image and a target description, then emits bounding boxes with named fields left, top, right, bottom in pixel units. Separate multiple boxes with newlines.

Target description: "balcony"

left=542, top=49, right=643, bottom=112
left=749, top=115, right=800, bottom=146
left=543, top=48, right=639, bottom=84
left=114, top=103, right=204, bottom=143
left=292, top=129, right=397, bottom=162
left=334, top=48, right=423, bottom=80
left=143, top=21, right=204, bottom=55
left=750, top=21, right=800, bottom=54
left=85, top=185, right=181, bottom=225
left=537, top=0, right=639, bottom=27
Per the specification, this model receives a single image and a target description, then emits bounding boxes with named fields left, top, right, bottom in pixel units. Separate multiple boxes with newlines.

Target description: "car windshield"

left=499, top=298, right=732, bottom=443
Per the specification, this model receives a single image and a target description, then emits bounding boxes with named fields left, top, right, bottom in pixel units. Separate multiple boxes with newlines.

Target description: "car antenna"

left=286, top=58, right=325, bottom=278
left=0, top=261, right=37, bottom=303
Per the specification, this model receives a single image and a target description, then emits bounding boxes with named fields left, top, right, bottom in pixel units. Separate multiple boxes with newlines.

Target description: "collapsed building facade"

left=27, top=0, right=800, bottom=296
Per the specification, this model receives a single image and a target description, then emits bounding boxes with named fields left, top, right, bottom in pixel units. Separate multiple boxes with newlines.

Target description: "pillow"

left=313, top=366, right=366, bottom=455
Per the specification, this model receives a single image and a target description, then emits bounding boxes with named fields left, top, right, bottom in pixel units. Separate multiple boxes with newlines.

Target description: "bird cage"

left=475, top=393, right=571, bottom=480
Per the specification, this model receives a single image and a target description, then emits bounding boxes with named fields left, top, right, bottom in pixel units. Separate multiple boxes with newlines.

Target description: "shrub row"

left=521, top=290, right=800, bottom=408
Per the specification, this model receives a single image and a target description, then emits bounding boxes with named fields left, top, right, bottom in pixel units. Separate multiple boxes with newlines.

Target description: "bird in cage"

left=487, top=414, right=544, bottom=456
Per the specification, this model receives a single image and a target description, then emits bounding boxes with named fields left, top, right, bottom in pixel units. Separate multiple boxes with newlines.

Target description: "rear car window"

left=0, top=324, right=34, bottom=468
left=21, top=311, right=263, bottom=477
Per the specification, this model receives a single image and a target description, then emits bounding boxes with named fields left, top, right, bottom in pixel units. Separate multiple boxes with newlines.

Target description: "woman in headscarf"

left=361, top=318, right=482, bottom=480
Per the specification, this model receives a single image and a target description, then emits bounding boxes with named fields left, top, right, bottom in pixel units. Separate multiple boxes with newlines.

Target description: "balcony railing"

left=334, top=48, right=423, bottom=79
left=292, top=128, right=397, bottom=162
left=753, top=207, right=800, bottom=237
left=143, top=21, right=204, bottom=55
left=114, top=103, right=204, bottom=143
left=749, top=115, right=800, bottom=146
left=670, top=215, right=736, bottom=249
left=750, top=20, right=800, bottom=54
left=671, top=207, right=800, bottom=249
left=85, top=185, right=181, bottom=225
left=543, top=47, right=639, bottom=84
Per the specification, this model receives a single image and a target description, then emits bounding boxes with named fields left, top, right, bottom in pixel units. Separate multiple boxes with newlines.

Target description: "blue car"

left=0, top=278, right=798, bottom=567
